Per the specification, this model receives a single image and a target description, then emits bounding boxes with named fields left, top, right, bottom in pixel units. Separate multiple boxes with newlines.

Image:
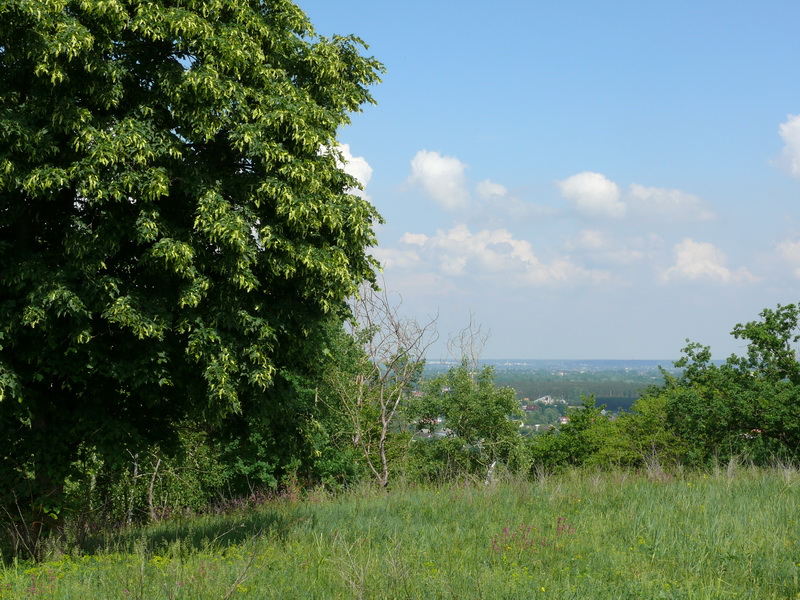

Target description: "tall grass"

left=2, top=464, right=798, bottom=599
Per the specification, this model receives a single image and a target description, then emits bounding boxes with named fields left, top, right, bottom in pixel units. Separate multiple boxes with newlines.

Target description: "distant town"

left=424, top=358, right=681, bottom=434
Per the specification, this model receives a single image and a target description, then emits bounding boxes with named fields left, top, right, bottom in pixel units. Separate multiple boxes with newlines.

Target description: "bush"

left=408, top=361, right=522, bottom=480
left=636, top=304, right=800, bottom=466
left=526, top=395, right=616, bottom=472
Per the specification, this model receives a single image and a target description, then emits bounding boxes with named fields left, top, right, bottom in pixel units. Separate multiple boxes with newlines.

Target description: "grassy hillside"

left=2, top=464, right=798, bottom=599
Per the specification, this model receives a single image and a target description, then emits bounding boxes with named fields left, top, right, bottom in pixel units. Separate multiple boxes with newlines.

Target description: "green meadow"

left=2, top=464, right=798, bottom=600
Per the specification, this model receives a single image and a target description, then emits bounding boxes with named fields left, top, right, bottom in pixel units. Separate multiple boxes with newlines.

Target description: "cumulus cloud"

left=475, top=179, right=508, bottom=200
left=660, top=239, right=757, bottom=284
left=627, top=184, right=716, bottom=222
left=393, top=224, right=607, bottom=286
left=558, top=172, right=714, bottom=223
left=408, top=150, right=471, bottom=211
left=321, top=143, right=373, bottom=200
left=400, top=232, right=429, bottom=246
left=339, top=143, right=372, bottom=192
left=778, top=114, right=800, bottom=178
left=557, top=172, right=626, bottom=219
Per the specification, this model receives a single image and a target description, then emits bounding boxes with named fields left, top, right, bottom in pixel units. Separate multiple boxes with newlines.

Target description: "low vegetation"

left=1, top=465, right=798, bottom=599
left=4, top=301, right=800, bottom=565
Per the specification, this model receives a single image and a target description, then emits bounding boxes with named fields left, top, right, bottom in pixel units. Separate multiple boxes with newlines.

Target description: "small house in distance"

left=534, top=395, right=567, bottom=406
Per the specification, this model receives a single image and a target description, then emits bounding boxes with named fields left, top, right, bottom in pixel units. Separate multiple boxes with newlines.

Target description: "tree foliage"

left=0, top=0, right=383, bottom=552
left=633, top=304, right=800, bottom=466
left=524, top=303, right=800, bottom=472
left=526, top=395, right=614, bottom=472
left=411, top=361, right=522, bottom=480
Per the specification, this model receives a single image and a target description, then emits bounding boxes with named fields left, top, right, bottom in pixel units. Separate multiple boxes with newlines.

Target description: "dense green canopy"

left=0, top=0, right=382, bottom=517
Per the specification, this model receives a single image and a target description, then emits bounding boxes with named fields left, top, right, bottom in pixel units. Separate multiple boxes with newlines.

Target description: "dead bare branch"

left=336, top=281, right=438, bottom=488
left=447, top=311, right=490, bottom=375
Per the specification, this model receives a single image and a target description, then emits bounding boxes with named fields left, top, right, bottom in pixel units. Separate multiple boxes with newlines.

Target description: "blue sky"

left=299, top=0, right=800, bottom=360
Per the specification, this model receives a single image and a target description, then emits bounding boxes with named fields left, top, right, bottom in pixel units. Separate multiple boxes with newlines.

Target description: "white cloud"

left=776, top=239, right=800, bottom=277
left=393, top=224, right=607, bottom=286
left=568, top=229, right=647, bottom=265
left=475, top=179, right=508, bottom=200
left=574, top=229, right=612, bottom=251
left=322, top=143, right=373, bottom=200
left=558, top=173, right=713, bottom=223
left=778, top=114, right=800, bottom=178
left=400, top=232, right=429, bottom=246
left=627, top=184, right=715, bottom=222
left=557, top=172, right=626, bottom=219
left=370, top=246, right=421, bottom=270
left=408, top=150, right=471, bottom=211
left=660, top=239, right=757, bottom=284
left=339, top=144, right=372, bottom=190
left=474, top=178, right=560, bottom=224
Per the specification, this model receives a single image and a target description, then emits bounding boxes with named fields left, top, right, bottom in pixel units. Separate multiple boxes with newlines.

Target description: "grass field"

left=2, top=463, right=798, bottom=599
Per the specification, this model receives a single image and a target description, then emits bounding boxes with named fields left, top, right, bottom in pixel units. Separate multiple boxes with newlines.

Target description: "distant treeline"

left=493, top=368, right=669, bottom=410
left=423, top=362, right=673, bottom=411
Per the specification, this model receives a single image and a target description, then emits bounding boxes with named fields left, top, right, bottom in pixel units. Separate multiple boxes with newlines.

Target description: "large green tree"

left=0, top=0, right=382, bottom=547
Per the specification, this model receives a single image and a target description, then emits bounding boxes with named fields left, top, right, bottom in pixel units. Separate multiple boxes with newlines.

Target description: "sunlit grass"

left=2, top=464, right=799, bottom=599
